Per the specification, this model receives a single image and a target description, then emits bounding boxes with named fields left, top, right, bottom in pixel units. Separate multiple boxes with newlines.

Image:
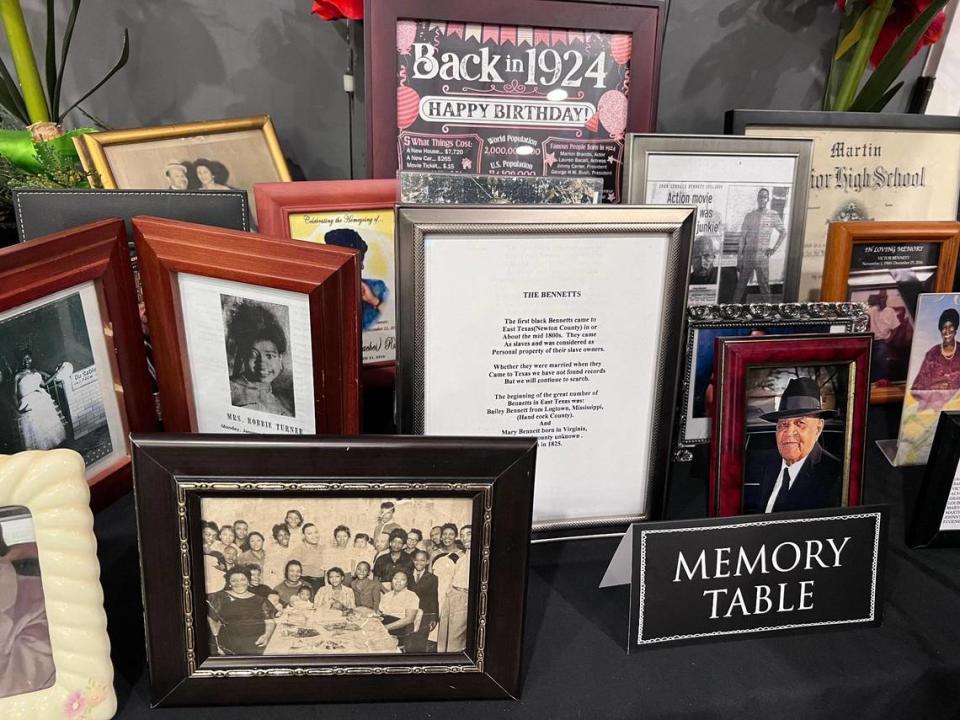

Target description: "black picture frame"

left=907, top=411, right=960, bottom=548
left=131, top=434, right=537, bottom=706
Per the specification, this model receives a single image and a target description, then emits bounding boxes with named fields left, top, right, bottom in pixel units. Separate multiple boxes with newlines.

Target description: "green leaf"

left=52, top=0, right=83, bottom=120
left=865, top=80, right=904, bottom=112
left=58, top=28, right=128, bottom=122
left=835, top=11, right=869, bottom=61
left=832, top=0, right=894, bottom=111
left=0, top=56, right=29, bottom=125
left=849, top=0, right=951, bottom=112
left=44, top=0, right=57, bottom=108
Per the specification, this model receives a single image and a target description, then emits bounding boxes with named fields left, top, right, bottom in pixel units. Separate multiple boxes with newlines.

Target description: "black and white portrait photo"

left=0, top=288, right=121, bottom=472
left=221, top=296, right=295, bottom=418
left=741, top=366, right=849, bottom=514
left=163, top=159, right=235, bottom=191
left=727, top=185, right=789, bottom=304
left=198, top=496, right=474, bottom=657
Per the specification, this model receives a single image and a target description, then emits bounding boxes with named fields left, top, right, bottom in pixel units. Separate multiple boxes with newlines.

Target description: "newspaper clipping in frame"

left=644, top=153, right=798, bottom=305
left=396, top=21, right=633, bottom=202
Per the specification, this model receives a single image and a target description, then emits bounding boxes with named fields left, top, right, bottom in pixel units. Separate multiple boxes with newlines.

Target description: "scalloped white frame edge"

left=0, top=449, right=116, bottom=720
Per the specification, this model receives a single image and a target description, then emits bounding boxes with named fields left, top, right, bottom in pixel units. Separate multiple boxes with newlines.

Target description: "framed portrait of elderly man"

left=891, top=293, right=960, bottom=467
left=821, top=221, right=960, bottom=405
left=0, top=219, right=156, bottom=505
left=622, top=134, right=812, bottom=305
left=677, top=302, right=868, bottom=451
left=255, top=179, right=398, bottom=368
left=0, top=450, right=116, bottom=720
left=131, top=434, right=536, bottom=705
left=709, top=333, right=872, bottom=517
left=396, top=205, right=694, bottom=534
left=133, top=216, right=361, bottom=435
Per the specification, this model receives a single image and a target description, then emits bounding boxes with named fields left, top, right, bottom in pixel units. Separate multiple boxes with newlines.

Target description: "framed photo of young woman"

left=131, top=434, right=536, bottom=705
left=0, top=219, right=156, bottom=505
left=365, top=0, right=670, bottom=201
left=254, top=179, right=398, bottom=369
left=821, top=220, right=960, bottom=405
left=709, top=333, right=872, bottom=517
left=133, top=216, right=361, bottom=435
left=0, top=450, right=115, bottom=719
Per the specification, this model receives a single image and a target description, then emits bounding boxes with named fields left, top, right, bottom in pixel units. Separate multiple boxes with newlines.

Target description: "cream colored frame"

left=74, top=115, right=292, bottom=188
left=0, top=450, right=115, bottom=720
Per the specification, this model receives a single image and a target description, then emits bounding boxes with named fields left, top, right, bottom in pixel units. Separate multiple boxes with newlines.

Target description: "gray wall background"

left=12, top=0, right=926, bottom=180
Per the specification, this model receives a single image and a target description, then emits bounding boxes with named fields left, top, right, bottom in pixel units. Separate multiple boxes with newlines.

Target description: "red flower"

left=870, top=0, right=946, bottom=68
left=311, top=0, right=363, bottom=21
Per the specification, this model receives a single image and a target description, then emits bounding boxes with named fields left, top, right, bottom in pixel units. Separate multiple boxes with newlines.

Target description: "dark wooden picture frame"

left=364, top=0, right=670, bottom=182
left=133, top=216, right=361, bottom=434
left=254, top=179, right=398, bottom=382
left=131, top=434, right=537, bottom=706
left=821, top=220, right=960, bottom=404
left=0, top=219, right=156, bottom=506
left=709, top=333, right=872, bottom=517
left=907, top=410, right=960, bottom=548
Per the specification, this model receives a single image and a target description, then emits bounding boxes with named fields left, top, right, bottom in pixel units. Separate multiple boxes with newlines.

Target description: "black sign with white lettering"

left=630, top=506, right=888, bottom=649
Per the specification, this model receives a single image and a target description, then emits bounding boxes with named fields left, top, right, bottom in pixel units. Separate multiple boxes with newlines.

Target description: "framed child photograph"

left=678, top=302, right=868, bottom=451
left=0, top=219, right=156, bottom=505
left=396, top=204, right=693, bottom=534
left=131, top=434, right=536, bottom=706
left=255, top=179, right=397, bottom=367
left=365, top=0, right=670, bottom=201
left=821, top=220, right=960, bottom=404
left=133, top=216, right=361, bottom=435
left=709, top=333, right=872, bottom=517
left=892, top=292, right=960, bottom=467
left=907, top=410, right=960, bottom=548
left=622, top=134, right=813, bottom=306
left=0, top=450, right=115, bottom=720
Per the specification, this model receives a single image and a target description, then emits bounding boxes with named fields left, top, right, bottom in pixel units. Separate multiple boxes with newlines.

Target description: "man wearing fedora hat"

left=745, top=376, right=843, bottom=514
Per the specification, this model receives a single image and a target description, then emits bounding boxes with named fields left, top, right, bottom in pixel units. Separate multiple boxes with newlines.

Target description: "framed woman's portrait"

left=74, top=116, right=291, bottom=222
left=133, top=216, right=361, bottom=435
left=709, top=333, right=872, bottom=517
left=255, top=179, right=398, bottom=368
left=892, top=292, right=960, bottom=467
left=132, top=434, right=536, bottom=705
left=0, top=219, right=156, bottom=505
left=0, top=450, right=115, bottom=720
left=821, top=220, right=960, bottom=405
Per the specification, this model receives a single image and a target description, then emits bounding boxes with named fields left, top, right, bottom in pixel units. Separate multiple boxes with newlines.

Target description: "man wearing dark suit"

left=745, top=376, right=843, bottom=514
left=406, top=550, right=439, bottom=652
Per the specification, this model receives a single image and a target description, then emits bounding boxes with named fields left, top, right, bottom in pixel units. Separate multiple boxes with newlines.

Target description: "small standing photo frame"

left=134, top=217, right=361, bottom=435
left=255, top=179, right=398, bottom=368
left=907, top=410, right=960, bottom=548
left=0, top=219, right=156, bottom=505
left=710, top=333, right=872, bottom=517
left=132, top=434, right=536, bottom=706
left=821, top=220, right=960, bottom=404
left=622, top=134, right=813, bottom=305
left=0, top=450, right=115, bottom=719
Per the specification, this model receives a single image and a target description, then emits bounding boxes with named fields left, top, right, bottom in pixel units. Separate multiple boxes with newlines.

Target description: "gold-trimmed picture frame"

left=0, top=450, right=115, bottom=719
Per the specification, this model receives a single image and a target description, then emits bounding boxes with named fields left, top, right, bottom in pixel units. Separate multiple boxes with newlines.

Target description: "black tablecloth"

left=98, top=406, right=960, bottom=718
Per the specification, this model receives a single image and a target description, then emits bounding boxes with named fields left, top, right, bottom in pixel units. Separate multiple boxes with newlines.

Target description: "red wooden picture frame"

left=133, top=216, right=361, bottom=434
left=0, top=218, right=156, bottom=507
left=363, top=0, right=669, bottom=182
left=709, top=333, right=873, bottom=517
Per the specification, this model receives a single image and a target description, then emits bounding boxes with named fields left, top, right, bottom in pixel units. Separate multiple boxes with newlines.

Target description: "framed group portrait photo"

left=255, top=179, right=398, bottom=368
left=709, top=333, right=872, bottom=517
left=131, top=434, right=536, bottom=705
left=133, top=217, right=361, bottom=435
left=622, top=134, right=813, bottom=305
left=365, top=0, right=670, bottom=201
left=0, top=219, right=156, bottom=505
left=821, top=220, right=960, bottom=404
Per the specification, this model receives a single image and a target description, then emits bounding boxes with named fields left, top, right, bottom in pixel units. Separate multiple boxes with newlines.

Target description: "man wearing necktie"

left=745, top=376, right=843, bottom=514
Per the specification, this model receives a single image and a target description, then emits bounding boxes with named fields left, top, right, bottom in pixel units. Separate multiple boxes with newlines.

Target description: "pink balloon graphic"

left=597, top=89, right=627, bottom=138
left=397, top=85, right=421, bottom=130
left=397, top=20, right=417, bottom=55
left=610, top=34, right=632, bottom=65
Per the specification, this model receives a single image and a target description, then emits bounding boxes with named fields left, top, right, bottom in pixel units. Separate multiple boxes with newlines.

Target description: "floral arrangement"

left=310, top=0, right=362, bottom=21
left=824, top=0, right=950, bottom=111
